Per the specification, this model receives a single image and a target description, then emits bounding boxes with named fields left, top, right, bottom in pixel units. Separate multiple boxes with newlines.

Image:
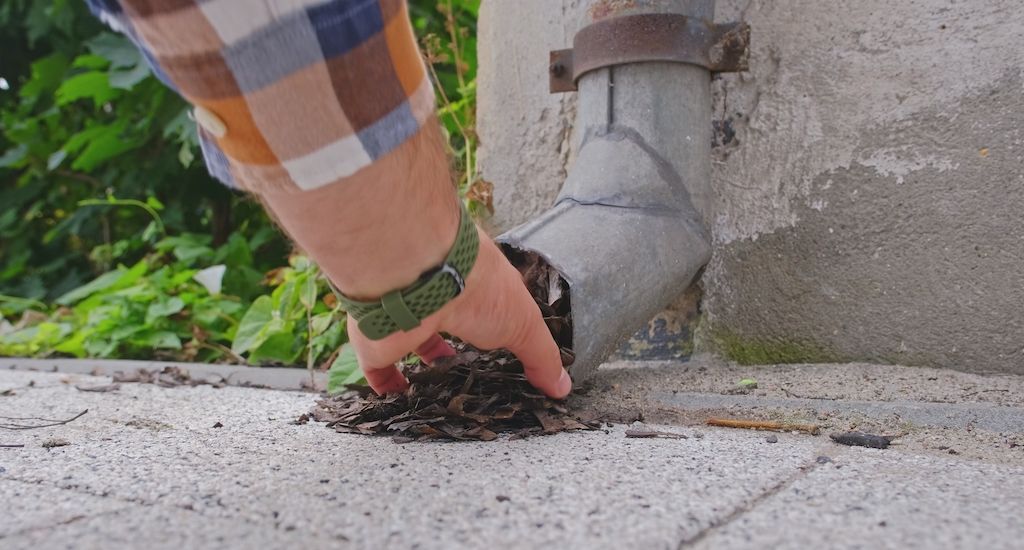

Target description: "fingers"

left=502, top=309, right=573, bottom=399
left=345, top=233, right=573, bottom=400
left=348, top=314, right=455, bottom=396
left=443, top=238, right=573, bottom=399
left=414, top=334, right=456, bottom=363
left=363, top=365, right=409, bottom=395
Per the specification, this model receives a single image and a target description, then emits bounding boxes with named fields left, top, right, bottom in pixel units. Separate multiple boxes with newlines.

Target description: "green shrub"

left=0, top=0, right=481, bottom=370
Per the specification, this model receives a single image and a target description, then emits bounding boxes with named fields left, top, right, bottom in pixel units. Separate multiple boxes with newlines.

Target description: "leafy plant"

left=326, top=344, right=364, bottom=394
left=231, top=254, right=345, bottom=369
left=0, top=1, right=286, bottom=303
left=1, top=0, right=482, bottom=369
left=413, top=0, right=492, bottom=216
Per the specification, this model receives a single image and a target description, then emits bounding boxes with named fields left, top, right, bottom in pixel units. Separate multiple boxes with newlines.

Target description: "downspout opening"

left=500, top=244, right=575, bottom=366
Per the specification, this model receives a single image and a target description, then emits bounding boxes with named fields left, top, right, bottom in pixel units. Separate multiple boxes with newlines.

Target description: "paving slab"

left=1, top=370, right=819, bottom=548
left=657, top=391, right=1024, bottom=433
left=0, top=479, right=130, bottom=536
left=2, top=500, right=330, bottom=550
left=2, top=358, right=326, bottom=391
left=690, top=447, right=1024, bottom=550
left=3, top=366, right=1024, bottom=549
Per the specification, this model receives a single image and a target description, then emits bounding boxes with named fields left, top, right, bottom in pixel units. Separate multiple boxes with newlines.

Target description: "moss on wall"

left=709, top=329, right=842, bottom=365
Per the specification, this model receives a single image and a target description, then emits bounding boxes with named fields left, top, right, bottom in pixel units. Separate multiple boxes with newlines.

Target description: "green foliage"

left=411, top=0, right=492, bottom=216
left=326, top=344, right=365, bottom=394
left=711, top=329, right=841, bottom=365
left=0, top=2, right=285, bottom=303
left=0, top=0, right=481, bottom=368
left=230, top=255, right=345, bottom=367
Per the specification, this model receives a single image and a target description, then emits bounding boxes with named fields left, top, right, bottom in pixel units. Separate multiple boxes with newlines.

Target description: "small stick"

left=707, top=417, right=820, bottom=435
left=961, top=389, right=1010, bottom=398
left=625, top=427, right=688, bottom=439
left=1, top=444, right=26, bottom=448
left=0, top=409, right=89, bottom=430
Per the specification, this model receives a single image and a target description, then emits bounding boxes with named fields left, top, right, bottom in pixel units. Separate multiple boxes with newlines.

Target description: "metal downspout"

left=496, top=0, right=750, bottom=382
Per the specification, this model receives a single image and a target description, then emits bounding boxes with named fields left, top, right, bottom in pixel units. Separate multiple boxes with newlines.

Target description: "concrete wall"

left=477, top=0, right=1024, bottom=373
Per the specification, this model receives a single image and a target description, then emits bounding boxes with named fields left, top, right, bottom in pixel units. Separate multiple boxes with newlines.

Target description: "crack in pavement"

left=1, top=477, right=344, bottom=544
left=676, top=445, right=836, bottom=548
left=0, top=505, right=130, bottom=540
left=3, top=475, right=156, bottom=507
left=1, top=476, right=275, bottom=534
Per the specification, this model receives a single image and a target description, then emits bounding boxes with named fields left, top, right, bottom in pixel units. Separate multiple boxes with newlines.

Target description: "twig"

left=318, top=346, right=341, bottom=372
left=54, top=169, right=105, bottom=187
left=197, top=341, right=246, bottom=364
left=75, top=384, right=120, bottom=393
left=0, top=409, right=89, bottom=430
left=625, top=427, right=688, bottom=439
left=1, top=444, right=26, bottom=448
left=459, top=363, right=477, bottom=395
left=961, top=388, right=1010, bottom=398
left=779, top=387, right=836, bottom=401
left=707, top=417, right=820, bottom=435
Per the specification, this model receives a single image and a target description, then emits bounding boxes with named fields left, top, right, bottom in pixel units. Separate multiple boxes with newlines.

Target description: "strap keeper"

left=380, top=290, right=421, bottom=331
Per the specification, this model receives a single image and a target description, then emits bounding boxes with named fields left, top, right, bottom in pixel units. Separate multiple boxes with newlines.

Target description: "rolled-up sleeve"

left=86, top=0, right=435, bottom=193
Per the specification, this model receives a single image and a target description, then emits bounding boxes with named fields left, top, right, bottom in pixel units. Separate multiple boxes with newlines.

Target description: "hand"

left=257, top=121, right=569, bottom=398
left=346, top=228, right=572, bottom=399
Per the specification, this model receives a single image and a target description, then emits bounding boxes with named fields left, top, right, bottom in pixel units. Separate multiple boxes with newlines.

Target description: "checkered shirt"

left=86, top=0, right=434, bottom=193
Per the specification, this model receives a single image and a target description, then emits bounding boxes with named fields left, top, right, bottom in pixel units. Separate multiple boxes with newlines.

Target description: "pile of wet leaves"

left=310, top=345, right=599, bottom=443
left=310, top=248, right=592, bottom=443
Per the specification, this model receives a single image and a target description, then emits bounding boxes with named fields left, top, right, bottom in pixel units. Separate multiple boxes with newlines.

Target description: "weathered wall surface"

left=476, top=0, right=581, bottom=234
left=478, top=0, right=1024, bottom=372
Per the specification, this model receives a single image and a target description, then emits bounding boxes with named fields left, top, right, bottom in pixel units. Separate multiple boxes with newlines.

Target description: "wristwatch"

left=333, top=201, right=479, bottom=340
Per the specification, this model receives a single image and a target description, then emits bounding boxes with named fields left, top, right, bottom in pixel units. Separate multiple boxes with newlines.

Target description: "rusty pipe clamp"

left=549, top=13, right=750, bottom=93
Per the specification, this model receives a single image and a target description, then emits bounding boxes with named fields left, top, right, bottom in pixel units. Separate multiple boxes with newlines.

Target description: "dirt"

left=122, top=417, right=173, bottom=432
left=112, top=366, right=227, bottom=388
left=570, top=357, right=1024, bottom=466
left=590, top=357, right=1024, bottom=407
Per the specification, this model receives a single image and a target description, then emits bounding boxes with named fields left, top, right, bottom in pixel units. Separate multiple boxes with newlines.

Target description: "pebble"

left=766, top=434, right=778, bottom=443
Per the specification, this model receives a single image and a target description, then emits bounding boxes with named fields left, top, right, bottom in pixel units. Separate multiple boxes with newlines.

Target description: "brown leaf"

left=75, top=384, right=121, bottom=393
left=466, top=179, right=495, bottom=215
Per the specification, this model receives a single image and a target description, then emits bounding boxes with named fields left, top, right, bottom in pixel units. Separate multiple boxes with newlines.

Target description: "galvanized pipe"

left=497, top=0, right=722, bottom=383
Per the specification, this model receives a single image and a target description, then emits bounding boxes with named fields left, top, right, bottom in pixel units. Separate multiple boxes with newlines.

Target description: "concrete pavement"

left=2, top=363, right=1023, bottom=549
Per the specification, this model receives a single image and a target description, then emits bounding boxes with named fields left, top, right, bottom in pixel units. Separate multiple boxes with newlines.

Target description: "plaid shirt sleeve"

left=85, top=0, right=435, bottom=193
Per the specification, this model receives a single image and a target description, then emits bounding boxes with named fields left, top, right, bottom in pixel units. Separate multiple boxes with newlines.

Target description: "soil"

left=571, top=357, right=1024, bottom=466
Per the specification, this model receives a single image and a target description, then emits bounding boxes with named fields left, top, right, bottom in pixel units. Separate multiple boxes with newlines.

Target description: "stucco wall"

left=477, top=0, right=1024, bottom=372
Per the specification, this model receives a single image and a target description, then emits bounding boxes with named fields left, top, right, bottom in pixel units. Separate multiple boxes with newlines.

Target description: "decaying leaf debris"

left=503, top=247, right=574, bottom=363
left=311, top=346, right=599, bottom=443
left=312, top=250, right=592, bottom=443
left=112, top=366, right=228, bottom=388
left=830, top=431, right=895, bottom=449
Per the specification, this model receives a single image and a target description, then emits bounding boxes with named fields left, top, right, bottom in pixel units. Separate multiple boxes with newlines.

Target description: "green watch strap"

left=334, top=202, right=479, bottom=341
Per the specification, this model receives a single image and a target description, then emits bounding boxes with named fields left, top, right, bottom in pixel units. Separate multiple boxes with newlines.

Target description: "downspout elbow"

left=496, top=0, right=749, bottom=382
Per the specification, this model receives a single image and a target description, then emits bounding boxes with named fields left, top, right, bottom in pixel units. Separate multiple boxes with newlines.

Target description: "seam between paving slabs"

left=3, top=475, right=162, bottom=508
left=675, top=444, right=839, bottom=548
left=0, top=502, right=132, bottom=539
left=0, top=475, right=311, bottom=537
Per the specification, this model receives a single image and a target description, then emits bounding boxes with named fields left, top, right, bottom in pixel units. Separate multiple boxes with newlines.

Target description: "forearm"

left=259, top=119, right=459, bottom=299
left=86, top=0, right=572, bottom=397
left=83, top=0, right=456, bottom=296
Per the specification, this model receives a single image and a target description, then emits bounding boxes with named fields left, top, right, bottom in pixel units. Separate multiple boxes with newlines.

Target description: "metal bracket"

left=549, top=13, right=750, bottom=93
